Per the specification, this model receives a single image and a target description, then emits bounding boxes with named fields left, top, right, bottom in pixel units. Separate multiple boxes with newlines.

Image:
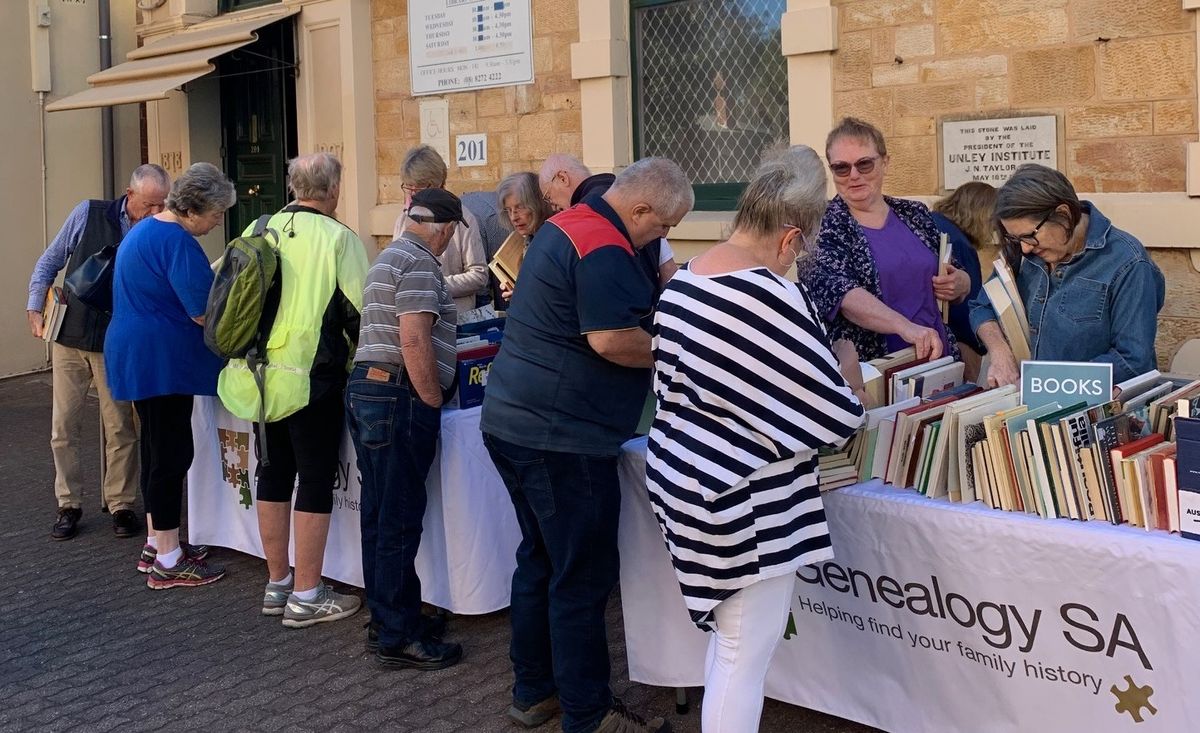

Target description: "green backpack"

left=204, top=214, right=282, bottom=463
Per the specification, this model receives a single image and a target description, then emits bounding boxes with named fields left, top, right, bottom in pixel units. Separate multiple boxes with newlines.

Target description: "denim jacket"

left=968, top=201, right=1165, bottom=383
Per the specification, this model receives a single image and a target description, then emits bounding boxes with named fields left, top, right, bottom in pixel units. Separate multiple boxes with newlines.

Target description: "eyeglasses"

left=1000, top=211, right=1053, bottom=249
left=828, top=156, right=880, bottom=178
left=503, top=204, right=531, bottom=218
left=401, top=183, right=427, bottom=196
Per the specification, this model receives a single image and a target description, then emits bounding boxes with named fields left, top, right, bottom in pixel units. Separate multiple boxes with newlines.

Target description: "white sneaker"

left=281, top=582, right=362, bottom=628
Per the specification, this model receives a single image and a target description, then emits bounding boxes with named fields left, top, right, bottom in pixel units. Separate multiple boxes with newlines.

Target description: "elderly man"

left=482, top=157, right=694, bottom=733
left=217, top=153, right=368, bottom=624
left=348, top=187, right=465, bottom=670
left=392, top=145, right=487, bottom=313
left=539, top=154, right=678, bottom=294
left=27, top=164, right=170, bottom=541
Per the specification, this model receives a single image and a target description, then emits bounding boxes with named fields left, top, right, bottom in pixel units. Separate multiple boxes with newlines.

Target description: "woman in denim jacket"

left=799, top=118, right=972, bottom=367
left=970, top=164, right=1165, bottom=385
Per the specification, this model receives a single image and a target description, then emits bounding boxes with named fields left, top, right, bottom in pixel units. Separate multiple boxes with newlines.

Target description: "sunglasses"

left=829, top=156, right=879, bottom=178
left=1000, top=211, right=1053, bottom=249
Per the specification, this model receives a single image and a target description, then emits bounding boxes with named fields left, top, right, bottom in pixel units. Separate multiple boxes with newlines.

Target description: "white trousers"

left=702, top=572, right=797, bottom=733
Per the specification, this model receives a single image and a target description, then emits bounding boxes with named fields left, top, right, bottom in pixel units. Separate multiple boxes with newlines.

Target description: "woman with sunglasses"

left=799, top=117, right=971, bottom=377
left=969, top=164, right=1165, bottom=386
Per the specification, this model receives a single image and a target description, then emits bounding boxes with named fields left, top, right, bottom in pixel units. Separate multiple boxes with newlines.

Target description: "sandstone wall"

left=371, top=0, right=582, bottom=206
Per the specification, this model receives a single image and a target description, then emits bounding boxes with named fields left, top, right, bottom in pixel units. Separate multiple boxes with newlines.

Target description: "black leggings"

left=135, top=394, right=195, bottom=532
left=255, top=387, right=343, bottom=514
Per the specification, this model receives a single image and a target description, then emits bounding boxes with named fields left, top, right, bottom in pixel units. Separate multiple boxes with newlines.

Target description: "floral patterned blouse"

left=798, top=194, right=960, bottom=362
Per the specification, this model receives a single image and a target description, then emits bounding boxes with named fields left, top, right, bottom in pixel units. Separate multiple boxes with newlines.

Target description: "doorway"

left=218, top=19, right=297, bottom=239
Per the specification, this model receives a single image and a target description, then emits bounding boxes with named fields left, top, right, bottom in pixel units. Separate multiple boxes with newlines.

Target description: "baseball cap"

left=408, top=188, right=469, bottom=228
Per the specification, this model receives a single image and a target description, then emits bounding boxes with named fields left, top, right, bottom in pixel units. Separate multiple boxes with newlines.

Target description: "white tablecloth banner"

left=618, top=437, right=1200, bottom=732
left=188, top=397, right=520, bottom=615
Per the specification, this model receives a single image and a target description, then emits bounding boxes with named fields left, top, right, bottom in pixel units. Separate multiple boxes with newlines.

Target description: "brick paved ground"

left=0, top=372, right=879, bottom=733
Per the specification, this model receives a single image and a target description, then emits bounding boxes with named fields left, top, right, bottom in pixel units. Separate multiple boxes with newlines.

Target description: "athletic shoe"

left=146, top=556, right=226, bottom=590
left=592, top=700, right=670, bottom=733
left=507, top=694, right=561, bottom=728
left=281, top=583, right=361, bottom=628
left=136, top=542, right=210, bottom=573
left=262, top=578, right=295, bottom=616
left=51, top=508, right=82, bottom=541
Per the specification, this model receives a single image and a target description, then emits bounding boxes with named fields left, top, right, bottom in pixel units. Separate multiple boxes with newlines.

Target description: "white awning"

left=46, top=5, right=299, bottom=112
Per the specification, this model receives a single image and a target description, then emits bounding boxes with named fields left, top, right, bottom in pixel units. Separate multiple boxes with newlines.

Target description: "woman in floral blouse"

left=799, top=117, right=971, bottom=367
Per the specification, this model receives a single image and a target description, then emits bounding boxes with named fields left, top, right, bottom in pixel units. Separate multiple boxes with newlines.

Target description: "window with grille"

left=631, top=0, right=790, bottom=211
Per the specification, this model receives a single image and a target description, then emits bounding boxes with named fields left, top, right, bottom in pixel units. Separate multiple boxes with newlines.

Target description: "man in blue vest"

left=482, top=157, right=693, bottom=733
left=27, top=164, right=170, bottom=541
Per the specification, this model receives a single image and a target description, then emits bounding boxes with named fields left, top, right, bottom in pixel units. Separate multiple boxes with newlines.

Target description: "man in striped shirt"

left=482, top=158, right=693, bottom=733
left=347, top=188, right=464, bottom=671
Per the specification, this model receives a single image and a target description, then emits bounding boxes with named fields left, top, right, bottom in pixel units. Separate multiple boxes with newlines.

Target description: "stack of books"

left=982, top=258, right=1031, bottom=362
left=41, top=286, right=66, bottom=343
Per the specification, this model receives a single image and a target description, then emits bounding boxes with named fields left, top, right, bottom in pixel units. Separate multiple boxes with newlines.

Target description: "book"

left=872, top=419, right=896, bottom=480
left=1027, top=402, right=1087, bottom=519
left=1174, top=417, right=1200, bottom=539
left=1164, top=455, right=1181, bottom=532
left=963, top=422, right=991, bottom=505
left=866, top=347, right=917, bottom=407
left=983, top=278, right=1031, bottom=362
left=41, top=286, right=66, bottom=343
left=1147, top=444, right=1176, bottom=531
left=985, top=406, right=1027, bottom=511
left=1019, top=431, right=1043, bottom=516
left=1092, top=411, right=1155, bottom=524
left=992, top=258, right=1031, bottom=341
left=952, top=389, right=1021, bottom=503
left=935, top=385, right=1017, bottom=500
left=1111, top=434, right=1166, bottom=526
left=488, top=231, right=527, bottom=290
left=890, top=356, right=954, bottom=403
left=938, top=233, right=951, bottom=322
left=1008, top=402, right=1061, bottom=515
left=1078, top=445, right=1108, bottom=522
left=905, top=361, right=965, bottom=401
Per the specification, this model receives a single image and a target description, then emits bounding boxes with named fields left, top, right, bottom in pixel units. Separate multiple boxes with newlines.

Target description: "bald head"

left=538, top=153, right=592, bottom=211
left=602, top=157, right=694, bottom=248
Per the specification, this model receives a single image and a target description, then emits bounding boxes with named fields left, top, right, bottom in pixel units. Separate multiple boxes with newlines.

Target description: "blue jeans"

left=483, top=433, right=621, bottom=733
left=346, top=363, right=441, bottom=648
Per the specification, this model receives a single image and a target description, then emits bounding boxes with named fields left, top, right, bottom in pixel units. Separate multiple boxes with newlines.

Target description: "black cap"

left=408, top=188, right=469, bottom=228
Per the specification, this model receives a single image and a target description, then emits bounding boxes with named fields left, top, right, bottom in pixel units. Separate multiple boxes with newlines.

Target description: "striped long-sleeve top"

left=646, top=265, right=865, bottom=631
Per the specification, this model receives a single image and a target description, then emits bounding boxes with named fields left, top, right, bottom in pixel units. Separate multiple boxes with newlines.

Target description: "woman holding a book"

left=492, top=172, right=552, bottom=307
left=646, top=145, right=865, bottom=733
left=932, top=182, right=997, bottom=381
left=969, top=164, right=1165, bottom=386
left=799, top=117, right=973, bottom=365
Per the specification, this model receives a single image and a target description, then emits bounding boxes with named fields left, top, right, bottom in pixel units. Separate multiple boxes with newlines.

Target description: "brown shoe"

left=507, top=694, right=561, bottom=728
left=593, top=699, right=670, bottom=733
left=51, top=508, right=82, bottom=541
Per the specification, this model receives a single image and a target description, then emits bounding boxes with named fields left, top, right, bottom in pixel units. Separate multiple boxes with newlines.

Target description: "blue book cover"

left=1175, top=417, right=1200, bottom=540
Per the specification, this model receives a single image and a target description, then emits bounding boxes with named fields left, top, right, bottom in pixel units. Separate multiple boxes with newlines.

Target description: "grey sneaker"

left=593, top=699, right=670, bottom=733
left=281, top=582, right=361, bottom=628
left=507, top=694, right=561, bottom=728
left=262, top=577, right=295, bottom=616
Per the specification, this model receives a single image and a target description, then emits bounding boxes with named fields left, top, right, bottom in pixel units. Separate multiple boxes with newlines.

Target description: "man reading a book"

left=480, top=157, right=692, bottom=733
left=26, top=165, right=170, bottom=541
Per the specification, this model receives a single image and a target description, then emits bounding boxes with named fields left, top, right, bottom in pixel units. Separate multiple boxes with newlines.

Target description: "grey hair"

left=994, top=163, right=1082, bottom=269
left=401, top=145, right=448, bottom=188
left=496, top=172, right=553, bottom=233
left=129, top=163, right=170, bottom=192
left=165, top=162, right=236, bottom=217
left=539, top=153, right=590, bottom=183
left=608, top=157, right=694, bottom=216
left=732, top=145, right=828, bottom=244
left=404, top=205, right=449, bottom=235
left=288, top=152, right=342, bottom=201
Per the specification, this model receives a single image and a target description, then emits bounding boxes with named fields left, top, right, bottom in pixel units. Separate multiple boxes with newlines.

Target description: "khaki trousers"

left=50, top=342, right=139, bottom=511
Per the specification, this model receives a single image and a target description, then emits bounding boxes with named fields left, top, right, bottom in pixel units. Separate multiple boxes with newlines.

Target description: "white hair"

left=129, top=163, right=170, bottom=193
left=608, top=157, right=694, bottom=216
left=288, top=152, right=342, bottom=201
left=539, top=153, right=590, bottom=184
left=732, top=145, right=828, bottom=241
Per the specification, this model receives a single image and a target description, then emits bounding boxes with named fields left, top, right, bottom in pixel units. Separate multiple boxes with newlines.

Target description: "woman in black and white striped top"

left=646, top=145, right=866, bottom=733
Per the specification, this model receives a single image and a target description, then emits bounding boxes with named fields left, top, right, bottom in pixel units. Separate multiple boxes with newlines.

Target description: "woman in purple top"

left=799, top=117, right=972, bottom=374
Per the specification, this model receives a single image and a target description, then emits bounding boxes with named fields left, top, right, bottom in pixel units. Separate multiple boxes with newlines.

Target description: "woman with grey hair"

left=218, top=152, right=368, bottom=624
left=392, top=145, right=488, bottom=312
left=492, top=171, right=553, bottom=306
left=105, top=162, right=235, bottom=589
left=645, top=146, right=865, bottom=732
left=970, top=163, right=1165, bottom=385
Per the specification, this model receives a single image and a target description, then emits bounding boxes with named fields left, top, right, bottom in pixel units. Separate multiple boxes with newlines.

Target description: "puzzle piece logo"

left=783, top=610, right=797, bottom=640
left=217, top=428, right=253, bottom=509
left=1111, top=675, right=1156, bottom=723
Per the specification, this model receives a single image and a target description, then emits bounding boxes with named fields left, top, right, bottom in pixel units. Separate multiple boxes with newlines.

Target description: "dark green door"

left=219, top=19, right=297, bottom=239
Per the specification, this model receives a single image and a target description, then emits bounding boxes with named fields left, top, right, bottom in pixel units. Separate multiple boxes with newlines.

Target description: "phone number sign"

left=409, top=0, right=534, bottom=96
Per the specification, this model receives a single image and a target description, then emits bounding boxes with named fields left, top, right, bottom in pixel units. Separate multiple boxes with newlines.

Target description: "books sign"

left=409, top=0, right=534, bottom=96
left=942, top=115, right=1056, bottom=189
left=1020, top=361, right=1113, bottom=412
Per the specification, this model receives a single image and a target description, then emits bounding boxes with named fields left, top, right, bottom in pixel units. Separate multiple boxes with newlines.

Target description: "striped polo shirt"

left=355, top=233, right=457, bottom=390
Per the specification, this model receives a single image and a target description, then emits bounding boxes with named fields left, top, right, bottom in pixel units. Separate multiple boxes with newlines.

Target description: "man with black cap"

left=347, top=187, right=466, bottom=670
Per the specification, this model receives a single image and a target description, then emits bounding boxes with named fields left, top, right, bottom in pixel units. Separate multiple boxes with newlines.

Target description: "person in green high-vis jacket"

left=217, top=153, right=369, bottom=628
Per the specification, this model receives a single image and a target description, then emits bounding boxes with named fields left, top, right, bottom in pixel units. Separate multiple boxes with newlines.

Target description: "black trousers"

left=254, top=386, right=344, bottom=514
left=134, top=394, right=195, bottom=532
